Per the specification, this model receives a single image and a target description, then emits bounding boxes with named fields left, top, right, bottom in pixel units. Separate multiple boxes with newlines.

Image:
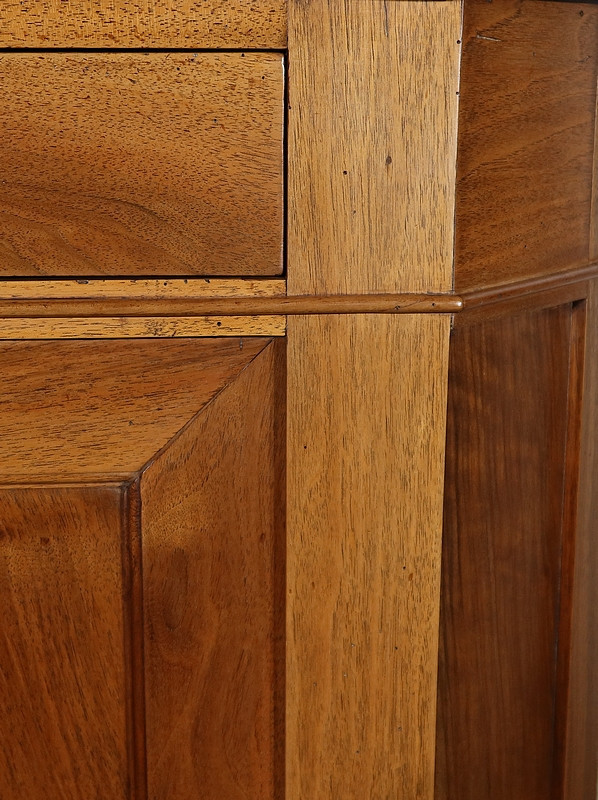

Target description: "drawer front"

left=0, top=53, right=284, bottom=277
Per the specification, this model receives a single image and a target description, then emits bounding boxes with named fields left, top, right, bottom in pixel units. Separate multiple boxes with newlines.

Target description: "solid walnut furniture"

left=0, top=1, right=596, bottom=799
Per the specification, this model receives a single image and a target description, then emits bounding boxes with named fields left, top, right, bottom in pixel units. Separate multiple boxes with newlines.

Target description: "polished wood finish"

left=435, top=305, right=580, bottom=800
left=564, top=281, right=598, bottom=799
left=456, top=262, right=598, bottom=327
left=0, top=486, right=130, bottom=798
left=0, top=316, right=286, bottom=339
left=0, top=0, right=287, bottom=49
left=142, top=341, right=285, bottom=800
left=455, top=0, right=598, bottom=292
left=287, top=0, right=461, bottom=295
left=0, top=338, right=269, bottom=481
left=0, top=53, right=284, bottom=277
left=0, top=336, right=284, bottom=799
left=287, top=314, right=451, bottom=799
left=0, top=292, right=463, bottom=319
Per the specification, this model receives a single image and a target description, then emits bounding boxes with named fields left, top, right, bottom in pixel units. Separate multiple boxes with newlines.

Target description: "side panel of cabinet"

left=435, top=304, right=590, bottom=799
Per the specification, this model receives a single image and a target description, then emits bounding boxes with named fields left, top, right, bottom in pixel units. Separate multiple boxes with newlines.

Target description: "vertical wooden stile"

left=286, top=1, right=462, bottom=796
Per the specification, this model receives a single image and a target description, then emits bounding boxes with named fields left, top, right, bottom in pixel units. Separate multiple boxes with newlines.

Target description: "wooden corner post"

left=286, top=1, right=463, bottom=797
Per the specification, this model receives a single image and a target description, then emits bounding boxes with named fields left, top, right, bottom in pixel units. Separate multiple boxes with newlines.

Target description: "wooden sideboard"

left=0, top=1, right=596, bottom=798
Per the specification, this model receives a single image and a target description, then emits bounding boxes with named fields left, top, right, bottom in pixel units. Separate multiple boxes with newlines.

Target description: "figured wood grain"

left=564, top=282, right=598, bottom=799
left=0, top=0, right=287, bottom=50
left=0, top=316, right=286, bottom=339
left=287, top=0, right=461, bottom=295
left=0, top=337, right=269, bottom=481
left=0, top=53, right=284, bottom=277
left=142, top=341, right=285, bottom=799
left=287, top=314, right=450, bottom=799
left=0, top=485, right=130, bottom=799
left=455, top=0, right=598, bottom=291
left=435, top=306, right=575, bottom=800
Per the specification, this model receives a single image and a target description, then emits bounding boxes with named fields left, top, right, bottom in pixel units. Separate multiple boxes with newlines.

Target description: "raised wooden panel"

left=435, top=305, right=579, bottom=799
left=287, top=314, right=450, bottom=799
left=455, top=0, right=598, bottom=291
left=287, top=0, right=461, bottom=295
left=142, top=341, right=285, bottom=800
left=0, top=53, right=284, bottom=277
left=0, top=336, right=284, bottom=797
left=0, top=485, right=131, bottom=799
left=0, top=337, right=268, bottom=481
left=0, top=0, right=287, bottom=50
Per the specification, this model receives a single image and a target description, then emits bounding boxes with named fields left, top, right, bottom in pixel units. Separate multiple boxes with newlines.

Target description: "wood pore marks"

left=0, top=316, right=286, bottom=339
left=287, top=0, right=461, bottom=295
left=455, top=0, right=598, bottom=291
left=287, top=314, right=450, bottom=799
left=0, top=485, right=130, bottom=799
left=435, top=306, right=575, bottom=799
left=0, top=53, right=284, bottom=277
left=141, top=341, right=285, bottom=800
left=0, top=337, right=270, bottom=481
left=0, top=0, right=287, bottom=49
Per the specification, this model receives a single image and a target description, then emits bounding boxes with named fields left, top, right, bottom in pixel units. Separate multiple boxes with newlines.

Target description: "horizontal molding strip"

left=0, top=280, right=462, bottom=317
left=0, top=316, right=286, bottom=339
left=457, top=262, right=598, bottom=326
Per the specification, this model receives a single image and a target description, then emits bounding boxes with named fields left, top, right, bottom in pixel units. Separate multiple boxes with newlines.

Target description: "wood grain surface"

left=0, top=294, right=462, bottom=319
left=592, top=79, right=598, bottom=262
left=435, top=306, right=576, bottom=799
left=142, top=341, right=285, bottom=799
left=455, top=0, right=598, bottom=291
left=0, top=485, right=130, bottom=799
left=0, top=337, right=270, bottom=481
left=287, top=314, right=450, bottom=799
left=0, top=0, right=287, bottom=49
left=0, top=279, right=287, bottom=301
left=0, top=53, right=284, bottom=277
left=564, top=282, right=598, bottom=799
left=287, top=0, right=461, bottom=295
left=0, top=316, right=286, bottom=339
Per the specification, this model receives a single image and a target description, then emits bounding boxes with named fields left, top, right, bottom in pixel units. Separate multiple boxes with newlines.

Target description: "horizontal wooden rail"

left=0, top=316, right=286, bottom=339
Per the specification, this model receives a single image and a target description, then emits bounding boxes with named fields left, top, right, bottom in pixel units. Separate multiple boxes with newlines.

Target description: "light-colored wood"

left=0, top=292, right=463, bottom=318
left=142, top=341, right=285, bottom=799
left=0, top=338, right=270, bottom=481
left=0, top=279, right=287, bottom=301
left=0, top=53, right=284, bottom=277
left=286, top=314, right=451, bottom=799
left=0, top=316, right=286, bottom=339
left=0, top=0, right=287, bottom=49
left=0, top=485, right=130, bottom=798
left=287, top=0, right=461, bottom=295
